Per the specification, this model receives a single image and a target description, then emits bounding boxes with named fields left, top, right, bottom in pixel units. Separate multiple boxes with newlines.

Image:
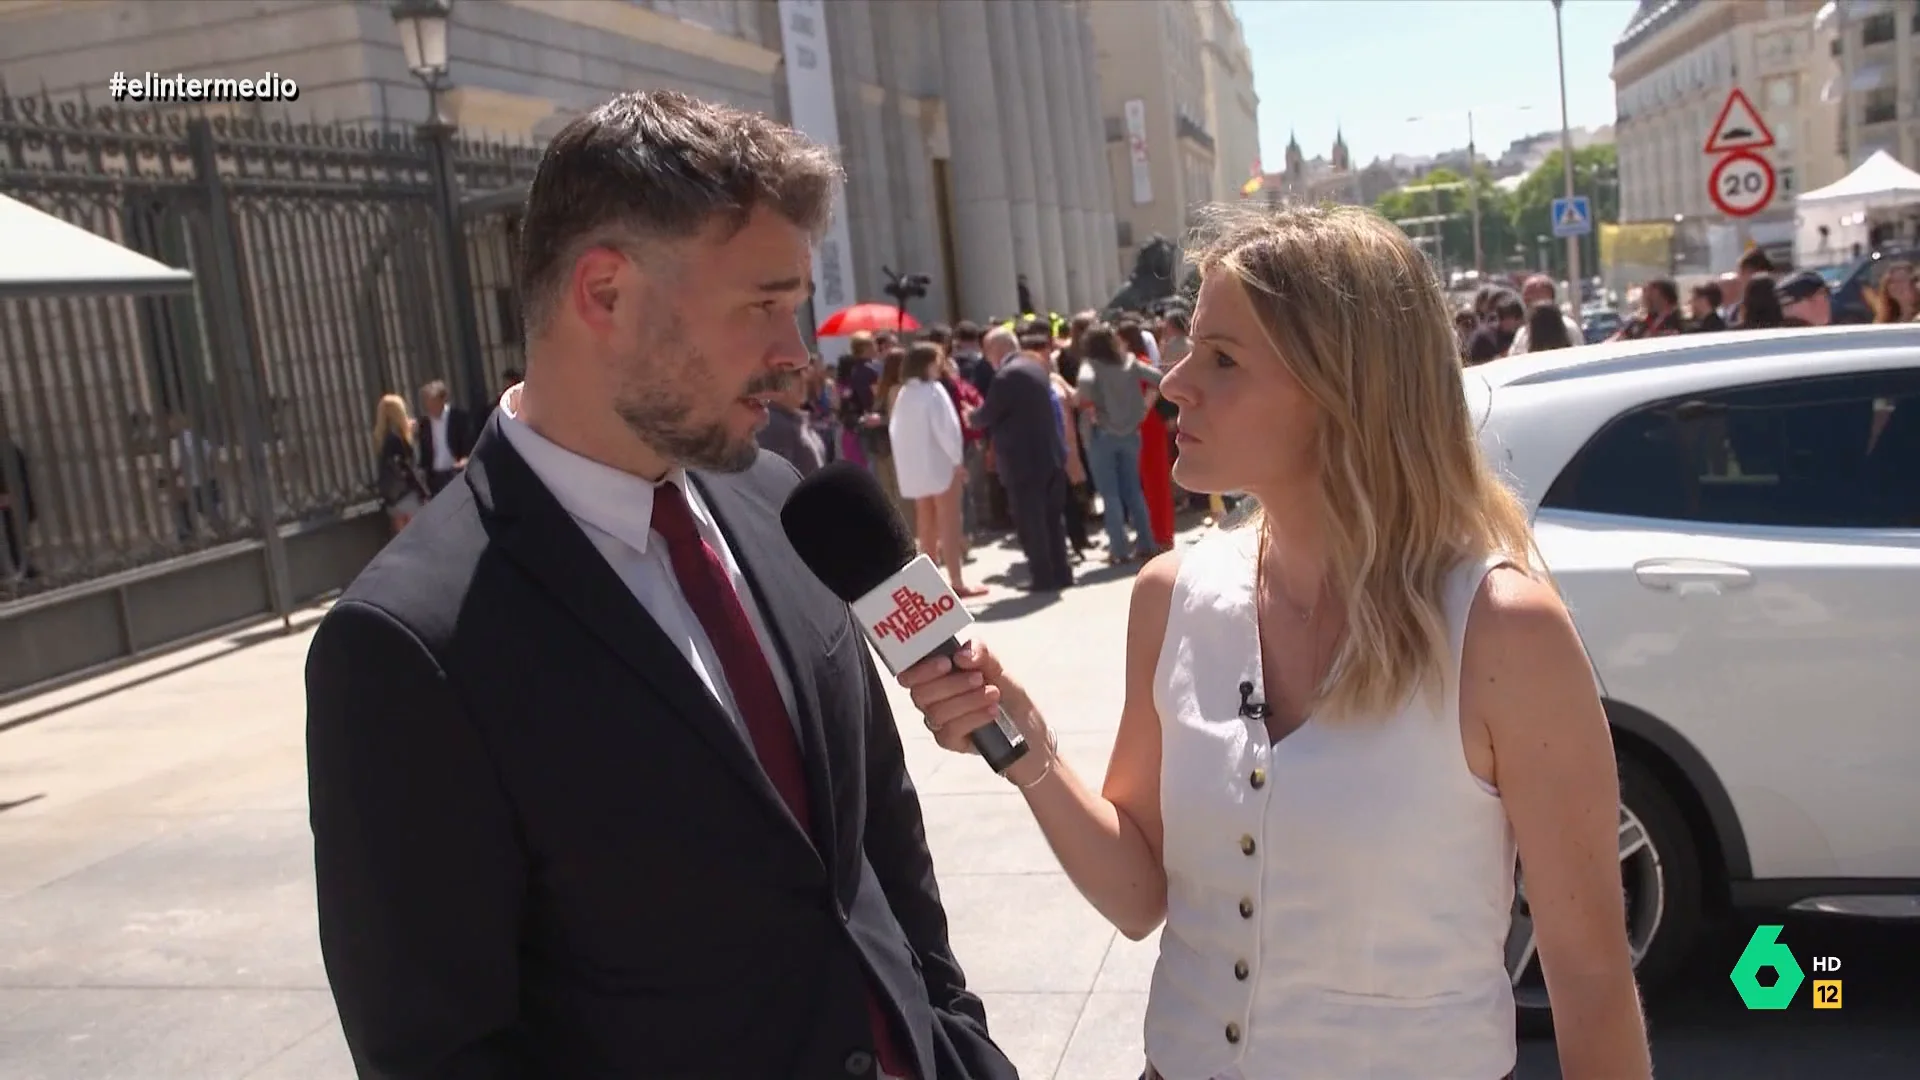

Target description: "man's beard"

left=611, top=316, right=792, bottom=474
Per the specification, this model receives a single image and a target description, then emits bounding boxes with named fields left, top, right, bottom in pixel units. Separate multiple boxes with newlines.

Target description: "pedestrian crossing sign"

left=1551, top=196, right=1592, bottom=238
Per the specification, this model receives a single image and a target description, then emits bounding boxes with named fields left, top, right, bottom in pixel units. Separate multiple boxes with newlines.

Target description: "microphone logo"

left=872, top=585, right=958, bottom=642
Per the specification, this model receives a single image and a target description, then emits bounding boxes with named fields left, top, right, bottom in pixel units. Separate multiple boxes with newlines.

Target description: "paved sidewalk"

left=0, top=525, right=1193, bottom=1080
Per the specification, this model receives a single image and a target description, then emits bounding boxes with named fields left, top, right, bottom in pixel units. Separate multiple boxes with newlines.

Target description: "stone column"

left=1061, top=0, right=1109, bottom=310
left=1074, top=2, right=1121, bottom=301
left=828, top=0, right=894, bottom=300
left=983, top=0, right=1045, bottom=308
left=1012, top=0, right=1070, bottom=317
left=937, top=0, right=1019, bottom=319
left=869, top=0, right=928, bottom=296
left=1037, top=0, right=1091, bottom=312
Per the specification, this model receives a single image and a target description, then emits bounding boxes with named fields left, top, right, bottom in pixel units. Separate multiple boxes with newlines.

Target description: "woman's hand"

left=897, top=641, right=1032, bottom=755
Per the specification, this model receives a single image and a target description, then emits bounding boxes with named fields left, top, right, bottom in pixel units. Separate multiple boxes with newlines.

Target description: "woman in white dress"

left=888, top=342, right=987, bottom=598
left=897, top=205, right=1651, bottom=1079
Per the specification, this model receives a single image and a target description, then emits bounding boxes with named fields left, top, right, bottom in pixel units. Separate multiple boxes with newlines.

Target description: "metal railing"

left=0, top=86, right=540, bottom=608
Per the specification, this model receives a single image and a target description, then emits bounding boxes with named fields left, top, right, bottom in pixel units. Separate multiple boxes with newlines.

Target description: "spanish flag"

left=1241, top=160, right=1264, bottom=197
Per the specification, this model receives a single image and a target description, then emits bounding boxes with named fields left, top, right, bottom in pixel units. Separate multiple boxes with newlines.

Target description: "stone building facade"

left=0, top=0, right=1124, bottom=322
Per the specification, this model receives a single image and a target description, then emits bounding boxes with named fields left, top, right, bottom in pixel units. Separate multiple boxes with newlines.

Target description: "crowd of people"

left=750, top=308, right=1218, bottom=594
left=1449, top=248, right=1897, bottom=367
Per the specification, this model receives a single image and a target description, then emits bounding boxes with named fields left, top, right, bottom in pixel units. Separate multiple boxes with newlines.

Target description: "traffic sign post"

left=1702, top=88, right=1779, bottom=220
left=1551, top=195, right=1593, bottom=238
left=1703, top=88, right=1776, bottom=155
left=1709, top=148, right=1777, bottom=217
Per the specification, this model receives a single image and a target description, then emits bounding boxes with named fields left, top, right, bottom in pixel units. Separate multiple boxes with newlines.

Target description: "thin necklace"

left=1258, top=525, right=1318, bottom=624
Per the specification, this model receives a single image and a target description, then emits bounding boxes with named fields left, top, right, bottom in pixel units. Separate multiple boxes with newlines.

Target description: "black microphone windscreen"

left=780, top=462, right=917, bottom=602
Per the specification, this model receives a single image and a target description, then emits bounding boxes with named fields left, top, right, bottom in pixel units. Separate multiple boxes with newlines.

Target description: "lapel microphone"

left=1238, top=680, right=1271, bottom=721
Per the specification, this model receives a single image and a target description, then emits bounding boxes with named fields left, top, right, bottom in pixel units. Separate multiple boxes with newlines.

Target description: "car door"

left=1534, top=366, right=1920, bottom=881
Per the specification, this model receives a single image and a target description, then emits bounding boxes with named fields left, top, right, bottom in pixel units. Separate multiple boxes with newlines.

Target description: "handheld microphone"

left=780, top=462, right=1030, bottom=774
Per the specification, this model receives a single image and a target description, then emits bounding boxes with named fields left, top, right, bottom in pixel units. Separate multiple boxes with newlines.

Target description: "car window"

left=1541, top=368, right=1920, bottom=529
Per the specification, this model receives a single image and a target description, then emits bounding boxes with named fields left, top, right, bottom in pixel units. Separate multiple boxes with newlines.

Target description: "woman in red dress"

left=1120, top=321, right=1177, bottom=550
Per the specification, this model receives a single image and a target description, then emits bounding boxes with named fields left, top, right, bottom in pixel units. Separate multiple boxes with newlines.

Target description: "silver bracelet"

left=1013, top=755, right=1055, bottom=791
left=1010, top=725, right=1060, bottom=791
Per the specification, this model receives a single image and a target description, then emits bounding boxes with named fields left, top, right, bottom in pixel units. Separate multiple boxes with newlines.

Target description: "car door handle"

left=1633, top=559, right=1753, bottom=594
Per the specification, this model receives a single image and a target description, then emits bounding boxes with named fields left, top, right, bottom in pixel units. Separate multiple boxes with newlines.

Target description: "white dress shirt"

left=495, top=385, right=799, bottom=736
left=429, top=410, right=456, bottom=471
left=887, top=378, right=964, bottom=500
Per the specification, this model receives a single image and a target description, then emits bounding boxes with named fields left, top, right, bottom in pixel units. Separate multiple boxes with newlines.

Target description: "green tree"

left=1375, top=165, right=1519, bottom=280
left=1509, top=144, right=1618, bottom=283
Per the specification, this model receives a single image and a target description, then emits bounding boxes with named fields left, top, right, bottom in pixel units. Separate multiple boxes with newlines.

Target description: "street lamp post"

left=392, top=0, right=489, bottom=417
left=1467, top=110, right=1483, bottom=276
left=1552, top=0, right=1582, bottom=305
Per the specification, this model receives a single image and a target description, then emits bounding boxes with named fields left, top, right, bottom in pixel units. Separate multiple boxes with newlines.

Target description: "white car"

left=1470, top=325, right=1920, bottom=1024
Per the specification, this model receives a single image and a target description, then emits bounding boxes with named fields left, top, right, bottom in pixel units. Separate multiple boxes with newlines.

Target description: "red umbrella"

left=817, top=302, right=920, bottom=336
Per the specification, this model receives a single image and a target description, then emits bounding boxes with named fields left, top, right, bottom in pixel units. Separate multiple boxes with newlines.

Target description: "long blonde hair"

left=373, top=393, right=414, bottom=451
left=1189, top=203, right=1538, bottom=721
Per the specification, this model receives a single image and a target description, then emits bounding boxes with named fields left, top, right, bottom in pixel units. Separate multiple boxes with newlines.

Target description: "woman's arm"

left=1465, top=568, right=1651, bottom=1080
left=902, top=553, right=1177, bottom=939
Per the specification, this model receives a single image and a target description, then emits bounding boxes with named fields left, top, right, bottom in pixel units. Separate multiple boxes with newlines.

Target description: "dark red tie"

left=651, top=482, right=912, bottom=1079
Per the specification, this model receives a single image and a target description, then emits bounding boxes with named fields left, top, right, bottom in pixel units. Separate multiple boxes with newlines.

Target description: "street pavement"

left=1, top=520, right=1915, bottom=1079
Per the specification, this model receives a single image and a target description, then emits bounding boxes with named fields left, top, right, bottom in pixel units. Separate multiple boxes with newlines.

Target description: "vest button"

left=1234, top=959, right=1250, bottom=980
left=1238, top=897, right=1254, bottom=918
left=1239, top=834, right=1256, bottom=856
left=843, top=1050, right=873, bottom=1075
left=1249, top=768, right=1266, bottom=789
left=1225, top=1021, right=1242, bottom=1044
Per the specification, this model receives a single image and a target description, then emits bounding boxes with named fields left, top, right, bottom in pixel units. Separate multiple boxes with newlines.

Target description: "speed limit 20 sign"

left=1709, top=150, right=1776, bottom=218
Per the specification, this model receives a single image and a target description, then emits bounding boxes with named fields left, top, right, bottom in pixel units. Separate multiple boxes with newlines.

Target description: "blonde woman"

left=373, top=393, right=428, bottom=534
left=900, top=205, right=1649, bottom=1079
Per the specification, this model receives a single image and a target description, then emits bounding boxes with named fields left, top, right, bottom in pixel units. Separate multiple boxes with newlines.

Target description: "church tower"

left=1331, top=127, right=1350, bottom=172
left=1284, top=130, right=1304, bottom=178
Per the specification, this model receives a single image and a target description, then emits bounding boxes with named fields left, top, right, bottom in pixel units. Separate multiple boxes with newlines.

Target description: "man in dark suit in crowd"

left=305, top=90, right=1016, bottom=1080
left=416, top=378, right=478, bottom=495
left=966, top=325, right=1073, bottom=592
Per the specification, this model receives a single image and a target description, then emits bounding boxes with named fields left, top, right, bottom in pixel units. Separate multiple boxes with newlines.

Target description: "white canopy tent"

left=0, top=193, right=194, bottom=298
left=1796, top=150, right=1920, bottom=208
left=1793, top=151, right=1920, bottom=265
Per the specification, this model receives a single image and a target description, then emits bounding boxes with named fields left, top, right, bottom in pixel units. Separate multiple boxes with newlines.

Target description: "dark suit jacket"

left=417, top=406, right=477, bottom=472
left=305, top=418, right=1014, bottom=1080
left=968, top=355, right=1065, bottom=489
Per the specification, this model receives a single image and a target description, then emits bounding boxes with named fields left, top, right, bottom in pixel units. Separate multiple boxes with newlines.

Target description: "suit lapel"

left=464, top=423, right=813, bottom=851
left=691, top=469, right=840, bottom=872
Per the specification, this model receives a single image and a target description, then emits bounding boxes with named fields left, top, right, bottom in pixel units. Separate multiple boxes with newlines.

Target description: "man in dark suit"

left=965, top=325, right=1073, bottom=592
left=306, top=90, right=1016, bottom=1080
left=416, top=378, right=478, bottom=495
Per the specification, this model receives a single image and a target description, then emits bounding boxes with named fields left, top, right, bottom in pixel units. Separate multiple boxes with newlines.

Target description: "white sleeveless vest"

left=1145, top=528, right=1517, bottom=1080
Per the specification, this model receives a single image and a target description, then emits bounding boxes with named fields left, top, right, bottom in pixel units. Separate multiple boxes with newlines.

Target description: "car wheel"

left=1508, top=754, right=1703, bottom=1036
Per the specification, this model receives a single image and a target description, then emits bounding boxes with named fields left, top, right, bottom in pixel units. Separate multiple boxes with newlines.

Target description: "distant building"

left=1193, top=0, right=1261, bottom=214
left=1248, top=130, right=1364, bottom=207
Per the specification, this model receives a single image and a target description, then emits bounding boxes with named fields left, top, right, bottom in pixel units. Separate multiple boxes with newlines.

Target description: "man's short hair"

left=1690, top=282, right=1723, bottom=308
left=515, top=90, right=842, bottom=335
left=1522, top=274, right=1556, bottom=300
left=420, top=379, right=448, bottom=399
left=1644, top=278, right=1680, bottom=307
left=982, top=326, right=1018, bottom=354
left=1492, top=292, right=1525, bottom=322
left=952, top=320, right=983, bottom=345
left=1776, top=269, right=1829, bottom=304
left=848, top=331, right=875, bottom=357
left=1738, top=249, right=1775, bottom=276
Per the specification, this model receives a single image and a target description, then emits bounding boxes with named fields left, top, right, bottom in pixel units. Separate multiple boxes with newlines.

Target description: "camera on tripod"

left=882, top=267, right=931, bottom=306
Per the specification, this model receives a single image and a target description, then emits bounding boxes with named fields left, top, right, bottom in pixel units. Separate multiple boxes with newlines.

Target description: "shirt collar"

left=495, top=384, right=695, bottom=556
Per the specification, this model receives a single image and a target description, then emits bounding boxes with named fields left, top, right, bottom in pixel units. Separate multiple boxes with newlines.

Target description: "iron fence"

left=0, top=87, right=541, bottom=606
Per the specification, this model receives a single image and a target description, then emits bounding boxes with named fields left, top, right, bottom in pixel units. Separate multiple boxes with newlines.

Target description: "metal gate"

left=0, top=88, right=540, bottom=699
